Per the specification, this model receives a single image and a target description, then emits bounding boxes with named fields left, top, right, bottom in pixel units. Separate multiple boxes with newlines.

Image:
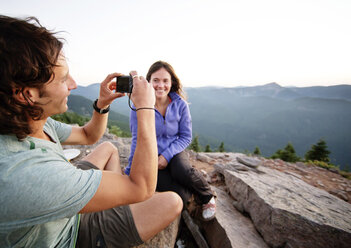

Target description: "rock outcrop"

left=201, top=186, right=269, bottom=248
left=65, top=132, right=351, bottom=248
left=223, top=162, right=351, bottom=248
left=197, top=152, right=351, bottom=248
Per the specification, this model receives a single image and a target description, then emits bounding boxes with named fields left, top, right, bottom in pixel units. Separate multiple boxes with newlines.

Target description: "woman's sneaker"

left=202, top=197, right=216, bottom=221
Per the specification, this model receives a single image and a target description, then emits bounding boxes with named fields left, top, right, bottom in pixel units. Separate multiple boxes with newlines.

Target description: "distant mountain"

left=228, top=82, right=301, bottom=99
left=73, top=84, right=131, bottom=116
left=72, top=84, right=101, bottom=100
left=186, top=83, right=351, bottom=101
left=71, top=83, right=351, bottom=169
left=186, top=88, right=351, bottom=169
left=288, top=84, right=351, bottom=101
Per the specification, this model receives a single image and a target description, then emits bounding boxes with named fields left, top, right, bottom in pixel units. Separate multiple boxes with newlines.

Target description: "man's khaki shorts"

left=75, top=160, right=143, bottom=248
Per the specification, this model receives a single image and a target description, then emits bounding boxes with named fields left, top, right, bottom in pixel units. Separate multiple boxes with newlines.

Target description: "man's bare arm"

left=80, top=73, right=157, bottom=212
left=63, top=73, right=124, bottom=145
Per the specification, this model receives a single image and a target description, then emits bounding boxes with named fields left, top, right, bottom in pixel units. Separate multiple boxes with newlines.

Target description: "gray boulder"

left=236, top=156, right=262, bottom=168
left=201, top=187, right=269, bottom=248
left=214, top=162, right=250, bottom=174
left=196, top=153, right=212, bottom=163
left=224, top=166, right=351, bottom=248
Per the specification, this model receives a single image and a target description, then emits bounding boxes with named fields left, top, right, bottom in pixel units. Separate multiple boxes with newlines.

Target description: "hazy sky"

left=2, top=0, right=351, bottom=87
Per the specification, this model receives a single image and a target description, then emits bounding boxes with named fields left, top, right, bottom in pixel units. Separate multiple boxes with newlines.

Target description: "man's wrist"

left=135, top=107, right=155, bottom=111
left=93, top=99, right=110, bottom=114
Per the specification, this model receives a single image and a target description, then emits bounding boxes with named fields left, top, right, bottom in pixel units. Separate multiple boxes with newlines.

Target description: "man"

left=0, top=15, right=182, bottom=247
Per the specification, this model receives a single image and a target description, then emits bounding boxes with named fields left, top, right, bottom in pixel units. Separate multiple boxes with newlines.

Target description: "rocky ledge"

left=65, top=132, right=351, bottom=248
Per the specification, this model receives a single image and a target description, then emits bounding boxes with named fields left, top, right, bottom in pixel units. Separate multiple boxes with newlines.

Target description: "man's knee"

left=164, top=192, right=183, bottom=216
left=100, top=141, right=119, bottom=154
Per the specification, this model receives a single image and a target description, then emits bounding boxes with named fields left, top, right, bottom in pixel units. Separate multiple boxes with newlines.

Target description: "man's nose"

left=67, top=75, right=77, bottom=90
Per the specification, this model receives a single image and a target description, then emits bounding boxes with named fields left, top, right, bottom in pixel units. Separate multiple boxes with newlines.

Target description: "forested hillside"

left=67, top=95, right=130, bottom=133
left=186, top=87, right=351, bottom=169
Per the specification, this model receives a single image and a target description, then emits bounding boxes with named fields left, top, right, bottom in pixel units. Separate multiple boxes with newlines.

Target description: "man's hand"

left=158, top=155, right=168, bottom=170
left=63, top=72, right=125, bottom=145
left=129, top=71, right=155, bottom=109
left=97, top=73, right=125, bottom=109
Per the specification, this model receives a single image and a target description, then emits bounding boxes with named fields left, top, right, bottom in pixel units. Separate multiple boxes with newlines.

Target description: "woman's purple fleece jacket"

left=124, top=92, right=192, bottom=175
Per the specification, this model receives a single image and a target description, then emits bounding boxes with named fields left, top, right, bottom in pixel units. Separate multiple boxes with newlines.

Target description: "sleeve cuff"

left=162, top=150, right=173, bottom=163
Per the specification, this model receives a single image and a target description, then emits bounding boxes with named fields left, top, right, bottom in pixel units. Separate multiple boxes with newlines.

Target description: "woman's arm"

left=161, top=103, right=192, bottom=162
left=125, top=109, right=138, bottom=175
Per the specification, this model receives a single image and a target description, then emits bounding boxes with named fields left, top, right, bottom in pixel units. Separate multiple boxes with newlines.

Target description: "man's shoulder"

left=44, top=117, right=72, bottom=143
left=0, top=139, right=57, bottom=170
left=0, top=134, right=30, bottom=157
left=0, top=134, right=65, bottom=168
left=44, top=117, right=62, bottom=131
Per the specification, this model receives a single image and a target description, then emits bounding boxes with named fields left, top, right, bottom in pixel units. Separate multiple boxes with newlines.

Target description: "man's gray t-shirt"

left=0, top=118, right=102, bottom=247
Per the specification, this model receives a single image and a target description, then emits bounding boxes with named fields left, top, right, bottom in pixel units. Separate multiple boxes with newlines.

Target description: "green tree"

left=52, top=112, right=89, bottom=126
left=253, top=146, right=261, bottom=155
left=271, top=142, right=300, bottom=162
left=205, top=144, right=212, bottom=152
left=218, top=142, right=225, bottom=152
left=189, top=136, right=201, bottom=152
left=109, top=125, right=123, bottom=137
left=305, top=139, right=330, bottom=163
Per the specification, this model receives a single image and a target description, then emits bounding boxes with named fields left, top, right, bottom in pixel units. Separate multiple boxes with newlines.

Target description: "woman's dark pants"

left=156, top=151, right=213, bottom=205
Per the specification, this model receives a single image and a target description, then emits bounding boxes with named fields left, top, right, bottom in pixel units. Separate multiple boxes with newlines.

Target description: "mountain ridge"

left=69, top=83, right=351, bottom=169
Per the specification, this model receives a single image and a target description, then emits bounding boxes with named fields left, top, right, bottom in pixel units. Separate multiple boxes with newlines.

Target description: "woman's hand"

left=158, top=155, right=168, bottom=170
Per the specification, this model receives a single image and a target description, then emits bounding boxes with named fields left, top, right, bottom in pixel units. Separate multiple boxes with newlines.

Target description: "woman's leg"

left=168, top=151, right=213, bottom=204
left=156, top=166, right=192, bottom=204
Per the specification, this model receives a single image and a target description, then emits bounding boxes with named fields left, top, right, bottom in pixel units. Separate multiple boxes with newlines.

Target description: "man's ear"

left=13, top=87, right=40, bottom=104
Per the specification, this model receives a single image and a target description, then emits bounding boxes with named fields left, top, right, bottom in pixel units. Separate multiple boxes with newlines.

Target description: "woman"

left=125, top=61, right=216, bottom=221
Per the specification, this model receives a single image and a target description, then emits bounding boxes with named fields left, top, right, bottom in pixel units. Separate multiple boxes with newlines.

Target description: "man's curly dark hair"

left=0, top=15, right=63, bottom=140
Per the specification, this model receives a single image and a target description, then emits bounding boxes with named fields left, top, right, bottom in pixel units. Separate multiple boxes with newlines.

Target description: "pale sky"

left=2, top=0, right=351, bottom=87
